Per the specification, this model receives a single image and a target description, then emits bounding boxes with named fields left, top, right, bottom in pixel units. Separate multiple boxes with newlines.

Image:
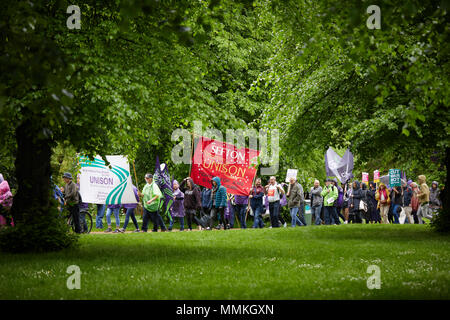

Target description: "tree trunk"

left=11, top=119, right=53, bottom=224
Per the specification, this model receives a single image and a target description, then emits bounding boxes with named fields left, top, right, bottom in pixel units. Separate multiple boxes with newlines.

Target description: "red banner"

left=190, top=137, right=260, bottom=195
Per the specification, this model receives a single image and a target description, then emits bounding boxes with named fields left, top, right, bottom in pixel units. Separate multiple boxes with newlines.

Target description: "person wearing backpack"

left=62, top=172, right=81, bottom=233
left=321, top=178, right=339, bottom=225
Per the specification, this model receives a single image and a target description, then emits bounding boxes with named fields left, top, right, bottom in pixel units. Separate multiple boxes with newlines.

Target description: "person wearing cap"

left=140, top=173, right=166, bottom=232
left=321, top=178, right=339, bottom=225
left=429, top=181, right=441, bottom=215
left=62, top=172, right=81, bottom=233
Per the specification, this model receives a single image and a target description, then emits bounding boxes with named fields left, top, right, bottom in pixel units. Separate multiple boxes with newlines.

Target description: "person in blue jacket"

left=201, top=187, right=212, bottom=217
left=209, top=176, right=227, bottom=230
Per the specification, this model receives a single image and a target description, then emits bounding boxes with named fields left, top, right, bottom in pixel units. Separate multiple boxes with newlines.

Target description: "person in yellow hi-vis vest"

left=139, top=173, right=166, bottom=232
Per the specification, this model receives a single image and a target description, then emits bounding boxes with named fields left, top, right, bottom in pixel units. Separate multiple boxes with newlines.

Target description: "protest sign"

left=285, top=169, right=298, bottom=183
left=79, top=155, right=137, bottom=205
left=190, top=137, right=259, bottom=195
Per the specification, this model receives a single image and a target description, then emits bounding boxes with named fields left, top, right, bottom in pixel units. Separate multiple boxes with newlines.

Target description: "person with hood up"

left=349, top=181, right=363, bottom=224
left=0, top=174, right=13, bottom=227
left=375, top=182, right=391, bottom=224
left=168, top=180, right=185, bottom=231
left=179, top=177, right=202, bottom=231
left=429, top=181, right=441, bottom=215
left=417, top=175, right=432, bottom=223
left=201, top=187, right=212, bottom=218
left=321, top=178, right=339, bottom=225
left=250, top=178, right=265, bottom=228
left=209, top=176, right=228, bottom=230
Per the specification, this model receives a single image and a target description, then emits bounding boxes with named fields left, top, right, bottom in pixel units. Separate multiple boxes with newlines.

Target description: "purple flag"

left=324, top=147, right=354, bottom=184
left=153, top=156, right=174, bottom=222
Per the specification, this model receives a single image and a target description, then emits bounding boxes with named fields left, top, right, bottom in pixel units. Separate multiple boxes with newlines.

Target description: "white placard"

left=79, top=155, right=137, bottom=205
left=285, top=169, right=298, bottom=183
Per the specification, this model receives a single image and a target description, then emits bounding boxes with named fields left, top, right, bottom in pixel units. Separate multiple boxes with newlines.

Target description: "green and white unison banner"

left=79, top=155, right=138, bottom=205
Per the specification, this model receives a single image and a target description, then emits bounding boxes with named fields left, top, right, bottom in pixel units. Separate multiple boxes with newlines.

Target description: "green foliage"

left=0, top=201, right=79, bottom=253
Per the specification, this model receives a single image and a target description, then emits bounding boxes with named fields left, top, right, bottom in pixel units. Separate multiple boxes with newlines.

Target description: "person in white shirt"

left=265, top=176, right=285, bottom=228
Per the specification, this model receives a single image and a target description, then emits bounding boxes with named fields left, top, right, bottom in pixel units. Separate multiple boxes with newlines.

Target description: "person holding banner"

left=105, top=204, right=121, bottom=233
left=250, top=178, right=265, bottom=229
left=179, top=177, right=202, bottom=231
left=235, top=194, right=249, bottom=229
left=119, top=184, right=141, bottom=233
left=265, top=176, right=285, bottom=228
left=287, top=177, right=306, bottom=227
left=209, top=177, right=228, bottom=230
left=141, top=173, right=166, bottom=232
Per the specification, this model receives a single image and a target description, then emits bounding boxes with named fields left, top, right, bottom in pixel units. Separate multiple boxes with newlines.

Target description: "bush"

left=0, top=203, right=79, bottom=253
left=431, top=209, right=450, bottom=233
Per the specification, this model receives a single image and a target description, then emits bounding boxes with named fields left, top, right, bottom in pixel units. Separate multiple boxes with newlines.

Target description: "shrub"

left=0, top=203, right=79, bottom=253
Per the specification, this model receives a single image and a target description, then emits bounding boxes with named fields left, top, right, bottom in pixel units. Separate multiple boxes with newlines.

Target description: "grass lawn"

left=0, top=224, right=449, bottom=299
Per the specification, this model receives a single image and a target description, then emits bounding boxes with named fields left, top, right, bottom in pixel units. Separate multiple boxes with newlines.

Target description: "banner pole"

left=132, top=160, right=143, bottom=218
left=189, top=132, right=195, bottom=178
left=245, top=165, right=258, bottom=223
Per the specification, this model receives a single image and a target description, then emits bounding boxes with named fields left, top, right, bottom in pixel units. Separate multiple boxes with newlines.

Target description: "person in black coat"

left=367, top=182, right=381, bottom=223
left=349, top=181, right=363, bottom=223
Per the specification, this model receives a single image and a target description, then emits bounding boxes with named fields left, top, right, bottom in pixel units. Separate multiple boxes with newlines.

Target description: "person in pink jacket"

left=0, top=174, right=14, bottom=227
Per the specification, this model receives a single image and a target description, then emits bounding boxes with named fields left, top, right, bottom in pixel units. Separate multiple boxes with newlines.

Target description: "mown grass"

left=0, top=224, right=449, bottom=300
